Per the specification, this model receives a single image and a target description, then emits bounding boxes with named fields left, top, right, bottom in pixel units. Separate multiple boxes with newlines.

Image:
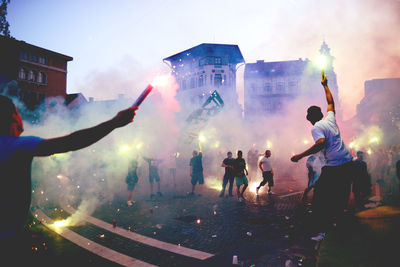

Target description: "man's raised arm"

left=321, top=74, right=335, bottom=113
left=34, top=107, right=137, bottom=157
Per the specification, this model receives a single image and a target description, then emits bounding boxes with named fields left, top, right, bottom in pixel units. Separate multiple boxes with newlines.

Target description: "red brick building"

left=0, top=35, right=73, bottom=110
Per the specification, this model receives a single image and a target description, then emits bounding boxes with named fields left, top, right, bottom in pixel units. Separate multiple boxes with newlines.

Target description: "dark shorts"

left=191, top=172, right=204, bottom=185
left=149, top=175, right=160, bottom=183
left=235, top=175, right=248, bottom=186
left=126, top=174, right=138, bottom=191
left=262, top=171, right=274, bottom=186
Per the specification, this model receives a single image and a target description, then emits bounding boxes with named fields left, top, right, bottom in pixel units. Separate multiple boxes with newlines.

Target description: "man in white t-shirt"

left=256, top=150, right=274, bottom=195
left=0, top=95, right=137, bottom=258
left=291, top=74, right=353, bottom=242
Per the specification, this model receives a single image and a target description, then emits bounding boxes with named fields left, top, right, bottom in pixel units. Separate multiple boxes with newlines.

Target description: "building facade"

left=244, top=42, right=340, bottom=120
left=0, top=35, right=73, bottom=110
left=163, top=43, right=244, bottom=112
left=356, top=78, right=400, bottom=145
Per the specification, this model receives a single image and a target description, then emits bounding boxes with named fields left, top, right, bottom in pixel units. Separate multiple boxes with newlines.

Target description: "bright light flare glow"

left=303, top=139, right=310, bottom=145
left=367, top=148, right=372, bottom=155
left=248, top=182, right=259, bottom=194
left=266, top=140, right=272, bottom=149
left=135, top=143, right=143, bottom=150
left=151, top=74, right=170, bottom=87
left=369, top=137, right=379, bottom=144
left=205, top=176, right=223, bottom=191
left=120, top=145, right=129, bottom=152
left=53, top=220, right=67, bottom=228
left=315, top=55, right=327, bottom=70
left=199, top=135, right=206, bottom=142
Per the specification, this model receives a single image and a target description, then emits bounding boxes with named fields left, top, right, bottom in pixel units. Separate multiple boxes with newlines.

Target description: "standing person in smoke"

left=256, top=150, right=274, bottom=195
left=352, top=151, right=371, bottom=210
left=168, top=152, right=179, bottom=190
left=234, top=150, right=249, bottom=202
left=189, top=141, right=204, bottom=196
left=143, top=154, right=163, bottom=198
left=126, top=153, right=140, bottom=206
left=247, top=147, right=259, bottom=182
left=0, top=95, right=137, bottom=259
left=302, top=153, right=324, bottom=202
left=219, top=151, right=235, bottom=197
left=290, top=74, right=354, bottom=242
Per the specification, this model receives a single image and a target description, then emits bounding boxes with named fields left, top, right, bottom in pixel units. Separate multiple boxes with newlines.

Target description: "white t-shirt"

left=259, top=156, right=272, bottom=172
left=0, top=135, right=43, bottom=239
left=311, top=111, right=353, bottom=166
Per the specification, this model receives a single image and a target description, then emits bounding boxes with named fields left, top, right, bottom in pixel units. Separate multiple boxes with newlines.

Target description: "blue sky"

left=7, top=0, right=400, bottom=119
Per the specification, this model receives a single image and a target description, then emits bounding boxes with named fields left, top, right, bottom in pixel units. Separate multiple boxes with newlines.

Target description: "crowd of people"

left=1, top=72, right=400, bottom=257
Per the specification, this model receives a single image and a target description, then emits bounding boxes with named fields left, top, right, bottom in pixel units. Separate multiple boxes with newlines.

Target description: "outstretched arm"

left=34, top=107, right=137, bottom=156
left=291, top=138, right=325, bottom=162
left=321, top=74, right=335, bottom=113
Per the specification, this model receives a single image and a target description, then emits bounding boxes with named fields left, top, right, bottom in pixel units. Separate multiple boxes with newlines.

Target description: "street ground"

left=14, top=177, right=400, bottom=267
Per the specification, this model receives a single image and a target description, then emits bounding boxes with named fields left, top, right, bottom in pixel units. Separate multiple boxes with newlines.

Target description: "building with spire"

left=163, top=43, right=245, bottom=113
left=244, top=41, right=341, bottom=120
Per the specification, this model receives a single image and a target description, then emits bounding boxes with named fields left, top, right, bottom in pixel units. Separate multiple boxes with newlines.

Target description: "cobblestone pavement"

left=40, top=176, right=318, bottom=267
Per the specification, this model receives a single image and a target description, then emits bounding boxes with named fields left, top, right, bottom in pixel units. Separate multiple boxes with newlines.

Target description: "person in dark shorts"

left=234, top=150, right=249, bottom=201
left=189, top=145, right=204, bottom=196
left=256, top=150, right=274, bottom=195
left=143, top=155, right=163, bottom=198
left=219, top=151, right=235, bottom=197
left=352, top=151, right=371, bottom=210
left=126, top=154, right=139, bottom=206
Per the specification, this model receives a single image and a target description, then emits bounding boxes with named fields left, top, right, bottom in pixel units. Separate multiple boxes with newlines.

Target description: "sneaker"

left=256, top=187, right=259, bottom=195
left=311, top=232, right=326, bottom=242
left=127, top=200, right=133, bottom=206
left=238, top=197, right=242, bottom=202
left=157, top=192, right=163, bottom=197
left=229, top=194, right=234, bottom=197
left=268, top=191, right=274, bottom=195
left=219, top=193, right=224, bottom=198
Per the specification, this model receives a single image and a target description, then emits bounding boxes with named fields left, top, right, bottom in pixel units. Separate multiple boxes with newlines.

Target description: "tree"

left=0, top=0, right=10, bottom=37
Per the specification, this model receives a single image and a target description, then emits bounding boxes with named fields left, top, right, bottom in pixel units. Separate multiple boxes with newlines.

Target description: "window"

left=37, top=72, right=47, bottom=84
left=215, top=57, right=222, bottom=65
left=18, top=68, right=26, bottom=80
left=198, top=75, right=204, bottom=87
left=30, top=54, right=38, bottom=63
left=190, top=77, right=195, bottom=88
left=277, top=82, right=285, bottom=93
left=20, top=51, right=28, bottom=60
left=264, top=83, right=272, bottom=94
left=38, top=56, right=47, bottom=65
left=289, top=81, right=297, bottom=92
left=214, top=74, right=222, bottom=87
left=28, top=70, right=36, bottom=81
